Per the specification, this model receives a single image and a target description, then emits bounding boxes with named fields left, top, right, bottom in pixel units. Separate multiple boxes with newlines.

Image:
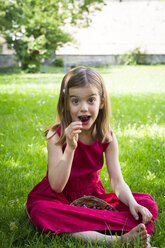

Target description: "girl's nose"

left=80, top=102, right=88, bottom=112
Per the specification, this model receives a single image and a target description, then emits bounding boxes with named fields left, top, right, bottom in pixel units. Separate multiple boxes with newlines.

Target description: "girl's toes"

left=140, top=233, right=148, bottom=247
left=145, top=241, right=152, bottom=248
left=139, top=223, right=146, bottom=231
left=141, top=234, right=148, bottom=241
left=147, top=234, right=151, bottom=242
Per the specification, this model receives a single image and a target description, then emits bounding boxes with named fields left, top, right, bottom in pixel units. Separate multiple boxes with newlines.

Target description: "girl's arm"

left=105, top=134, right=152, bottom=224
left=47, top=121, right=82, bottom=193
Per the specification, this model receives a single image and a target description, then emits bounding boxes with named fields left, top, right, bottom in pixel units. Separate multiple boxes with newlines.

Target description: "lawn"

left=0, top=65, right=164, bottom=247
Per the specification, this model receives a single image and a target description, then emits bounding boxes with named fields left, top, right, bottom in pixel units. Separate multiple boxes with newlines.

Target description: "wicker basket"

left=71, top=196, right=117, bottom=211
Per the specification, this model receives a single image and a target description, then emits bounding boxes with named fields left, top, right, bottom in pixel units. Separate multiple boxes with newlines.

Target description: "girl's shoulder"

left=46, top=126, right=63, bottom=152
left=46, top=124, right=61, bottom=140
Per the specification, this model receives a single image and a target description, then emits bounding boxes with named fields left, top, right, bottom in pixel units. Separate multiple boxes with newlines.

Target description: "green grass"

left=0, top=65, right=165, bottom=247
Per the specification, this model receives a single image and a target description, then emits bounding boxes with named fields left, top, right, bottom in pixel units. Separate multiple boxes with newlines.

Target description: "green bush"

left=120, top=47, right=147, bottom=65
left=53, top=58, right=64, bottom=67
left=27, top=63, right=39, bottom=73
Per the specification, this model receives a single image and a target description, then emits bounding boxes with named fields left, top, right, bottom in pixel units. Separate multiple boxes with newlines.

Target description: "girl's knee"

left=30, top=202, right=48, bottom=231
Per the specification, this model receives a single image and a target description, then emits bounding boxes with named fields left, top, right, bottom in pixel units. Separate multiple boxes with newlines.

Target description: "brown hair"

left=46, top=66, right=112, bottom=144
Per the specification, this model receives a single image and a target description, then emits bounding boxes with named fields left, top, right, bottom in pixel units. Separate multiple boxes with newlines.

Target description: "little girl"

left=27, top=67, right=158, bottom=247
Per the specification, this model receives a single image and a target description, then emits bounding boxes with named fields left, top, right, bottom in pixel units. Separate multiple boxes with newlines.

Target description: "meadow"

left=0, top=65, right=164, bottom=247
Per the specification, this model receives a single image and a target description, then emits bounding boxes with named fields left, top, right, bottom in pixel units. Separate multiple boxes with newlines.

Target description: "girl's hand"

left=65, top=121, right=82, bottom=150
left=129, top=203, right=153, bottom=224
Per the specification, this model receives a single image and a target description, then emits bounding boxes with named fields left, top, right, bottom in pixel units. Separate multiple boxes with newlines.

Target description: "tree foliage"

left=0, top=0, right=105, bottom=72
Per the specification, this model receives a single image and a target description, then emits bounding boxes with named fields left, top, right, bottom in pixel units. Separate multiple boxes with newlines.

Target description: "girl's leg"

left=71, top=223, right=150, bottom=247
left=72, top=230, right=116, bottom=244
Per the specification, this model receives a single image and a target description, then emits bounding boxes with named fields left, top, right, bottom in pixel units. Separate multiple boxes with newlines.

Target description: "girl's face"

left=69, top=84, right=103, bottom=131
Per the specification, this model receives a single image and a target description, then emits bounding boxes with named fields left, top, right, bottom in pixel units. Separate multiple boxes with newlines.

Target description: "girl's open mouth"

left=78, top=116, right=91, bottom=124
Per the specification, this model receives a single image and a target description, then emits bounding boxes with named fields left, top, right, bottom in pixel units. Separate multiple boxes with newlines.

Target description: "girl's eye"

left=88, top=98, right=95, bottom=103
left=71, top=98, right=79, bottom=104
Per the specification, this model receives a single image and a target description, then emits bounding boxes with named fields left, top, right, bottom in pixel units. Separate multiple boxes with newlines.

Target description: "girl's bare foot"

left=121, top=223, right=149, bottom=247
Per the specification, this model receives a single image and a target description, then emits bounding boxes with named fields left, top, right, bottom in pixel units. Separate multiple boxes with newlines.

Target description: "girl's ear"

left=99, top=99, right=104, bottom=109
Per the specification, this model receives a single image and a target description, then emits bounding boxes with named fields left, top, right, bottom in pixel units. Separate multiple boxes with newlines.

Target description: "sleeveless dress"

left=26, top=130, right=158, bottom=234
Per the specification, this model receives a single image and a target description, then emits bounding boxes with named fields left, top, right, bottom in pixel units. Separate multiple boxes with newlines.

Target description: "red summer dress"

left=26, top=130, right=158, bottom=234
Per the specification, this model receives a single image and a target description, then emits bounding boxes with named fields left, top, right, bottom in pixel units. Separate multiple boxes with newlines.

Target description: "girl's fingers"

left=130, top=206, right=139, bottom=221
left=142, top=209, right=152, bottom=224
left=71, top=121, right=82, bottom=125
left=66, top=121, right=82, bottom=132
left=73, top=129, right=82, bottom=134
left=70, top=121, right=82, bottom=127
left=130, top=204, right=152, bottom=225
left=66, top=122, right=82, bottom=134
left=70, top=123, right=82, bottom=131
left=65, top=122, right=82, bottom=149
left=142, top=213, right=146, bottom=223
left=68, top=128, right=81, bottom=138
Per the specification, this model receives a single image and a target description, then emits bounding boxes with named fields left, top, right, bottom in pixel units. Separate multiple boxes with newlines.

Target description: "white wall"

left=57, top=0, right=165, bottom=55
